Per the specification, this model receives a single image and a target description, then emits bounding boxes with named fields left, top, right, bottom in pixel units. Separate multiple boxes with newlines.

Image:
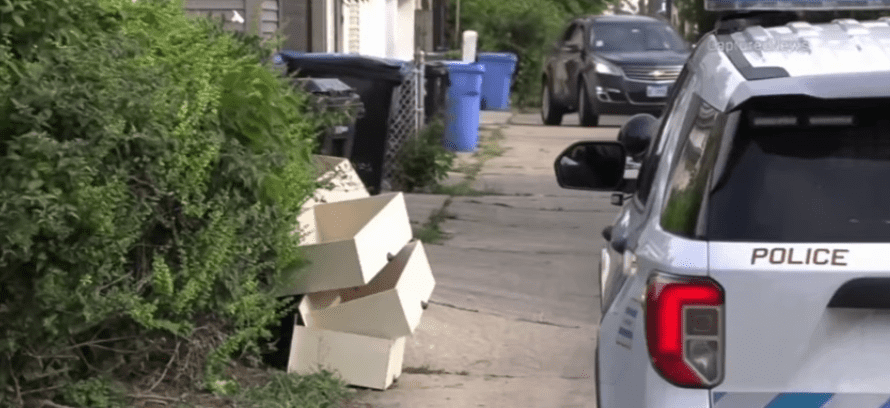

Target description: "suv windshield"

left=590, top=23, right=688, bottom=53
left=708, top=100, right=890, bottom=242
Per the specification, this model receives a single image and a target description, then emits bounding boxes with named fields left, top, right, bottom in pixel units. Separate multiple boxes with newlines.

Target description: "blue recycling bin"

left=443, top=62, right=485, bottom=152
left=477, top=52, right=518, bottom=111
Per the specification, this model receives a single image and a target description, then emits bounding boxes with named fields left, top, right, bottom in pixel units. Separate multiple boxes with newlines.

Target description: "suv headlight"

left=595, top=60, right=623, bottom=76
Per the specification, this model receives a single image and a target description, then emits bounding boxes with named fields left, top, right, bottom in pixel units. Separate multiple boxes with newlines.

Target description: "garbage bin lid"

left=477, top=52, right=519, bottom=63
left=295, top=78, right=356, bottom=94
left=277, top=51, right=410, bottom=83
left=443, top=61, right=485, bottom=74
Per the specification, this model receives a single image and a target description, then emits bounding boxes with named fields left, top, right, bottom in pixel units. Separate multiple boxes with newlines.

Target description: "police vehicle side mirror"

left=554, top=141, right=626, bottom=191
left=618, top=113, right=659, bottom=161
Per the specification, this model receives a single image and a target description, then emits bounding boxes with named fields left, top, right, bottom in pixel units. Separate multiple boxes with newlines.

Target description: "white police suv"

left=555, top=2, right=890, bottom=407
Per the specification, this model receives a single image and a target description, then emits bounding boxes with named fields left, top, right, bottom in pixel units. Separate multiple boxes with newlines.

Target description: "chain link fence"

left=382, top=58, right=426, bottom=191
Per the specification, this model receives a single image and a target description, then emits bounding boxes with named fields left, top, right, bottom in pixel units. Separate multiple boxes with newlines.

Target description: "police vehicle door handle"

left=828, top=278, right=890, bottom=309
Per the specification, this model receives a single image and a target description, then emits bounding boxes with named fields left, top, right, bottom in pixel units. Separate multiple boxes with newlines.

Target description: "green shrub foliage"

left=395, top=117, right=456, bottom=192
left=0, top=0, right=320, bottom=404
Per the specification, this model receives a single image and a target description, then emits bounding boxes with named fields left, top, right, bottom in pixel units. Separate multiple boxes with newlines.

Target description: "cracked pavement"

left=353, top=112, right=630, bottom=408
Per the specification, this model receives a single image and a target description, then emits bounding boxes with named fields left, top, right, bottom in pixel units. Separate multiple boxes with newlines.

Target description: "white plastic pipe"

left=462, top=30, right=478, bottom=62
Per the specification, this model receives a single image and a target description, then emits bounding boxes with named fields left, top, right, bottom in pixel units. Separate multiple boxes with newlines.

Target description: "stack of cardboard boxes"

left=282, top=156, right=435, bottom=390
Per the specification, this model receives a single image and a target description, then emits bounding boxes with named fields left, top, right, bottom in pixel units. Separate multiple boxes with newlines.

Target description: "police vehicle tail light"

left=645, top=273, right=724, bottom=388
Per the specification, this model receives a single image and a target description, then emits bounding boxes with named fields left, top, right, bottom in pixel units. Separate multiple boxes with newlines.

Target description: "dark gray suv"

left=542, top=15, right=691, bottom=126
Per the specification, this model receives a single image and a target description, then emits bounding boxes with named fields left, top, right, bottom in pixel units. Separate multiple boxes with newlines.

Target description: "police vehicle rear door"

left=706, top=98, right=890, bottom=408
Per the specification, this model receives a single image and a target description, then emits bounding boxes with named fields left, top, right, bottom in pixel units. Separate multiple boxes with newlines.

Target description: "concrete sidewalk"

left=350, top=111, right=624, bottom=407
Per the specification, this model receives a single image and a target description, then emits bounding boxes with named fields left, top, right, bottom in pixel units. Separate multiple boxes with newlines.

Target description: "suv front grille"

left=621, top=65, right=682, bottom=82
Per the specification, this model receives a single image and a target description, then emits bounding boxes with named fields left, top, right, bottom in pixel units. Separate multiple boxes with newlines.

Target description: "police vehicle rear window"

left=707, top=101, right=890, bottom=242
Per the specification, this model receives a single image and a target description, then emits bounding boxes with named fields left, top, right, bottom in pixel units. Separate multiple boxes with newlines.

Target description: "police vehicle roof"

left=584, top=14, right=665, bottom=24
left=695, top=17, right=890, bottom=111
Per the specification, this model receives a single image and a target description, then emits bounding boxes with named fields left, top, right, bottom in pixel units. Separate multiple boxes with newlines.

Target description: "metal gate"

left=383, top=56, right=426, bottom=191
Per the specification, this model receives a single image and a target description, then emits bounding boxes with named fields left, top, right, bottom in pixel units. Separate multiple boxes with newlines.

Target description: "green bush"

left=0, top=0, right=322, bottom=405
left=395, top=117, right=456, bottom=192
left=60, top=377, right=128, bottom=408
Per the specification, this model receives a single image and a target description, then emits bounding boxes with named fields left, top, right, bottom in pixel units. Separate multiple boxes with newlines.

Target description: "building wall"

left=183, top=0, right=247, bottom=32
left=184, top=0, right=281, bottom=39
left=360, top=0, right=387, bottom=57
left=432, top=0, right=447, bottom=51
left=392, top=0, right=415, bottom=60
left=260, top=0, right=281, bottom=38
left=280, top=0, right=310, bottom=51
left=325, top=0, right=336, bottom=52
left=385, top=0, right=397, bottom=57
left=415, top=7, right=432, bottom=52
left=274, top=0, right=418, bottom=59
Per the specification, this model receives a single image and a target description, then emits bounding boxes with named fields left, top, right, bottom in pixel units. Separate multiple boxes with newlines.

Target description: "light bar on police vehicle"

left=748, top=112, right=857, bottom=127
left=706, top=0, right=890, bottom=11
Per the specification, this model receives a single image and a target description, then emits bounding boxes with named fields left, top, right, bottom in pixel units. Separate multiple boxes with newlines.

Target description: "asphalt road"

left=354, top=112, right=629, bottom=408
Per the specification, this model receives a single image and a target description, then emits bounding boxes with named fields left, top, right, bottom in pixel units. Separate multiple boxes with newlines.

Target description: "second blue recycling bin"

left=443, top=62, right=485, bottom=152
left=477, top=52, right=518, bottom=111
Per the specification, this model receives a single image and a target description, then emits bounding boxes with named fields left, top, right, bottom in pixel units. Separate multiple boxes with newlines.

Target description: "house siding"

left=281, top=0, right=311, bottom=51
left=183, top=0, right=281, bottom=39
left=183, top=0, right=247, bottom=32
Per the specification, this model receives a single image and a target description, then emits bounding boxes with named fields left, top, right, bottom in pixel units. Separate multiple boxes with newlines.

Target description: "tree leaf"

left=26, top=179, right=43, bottom=190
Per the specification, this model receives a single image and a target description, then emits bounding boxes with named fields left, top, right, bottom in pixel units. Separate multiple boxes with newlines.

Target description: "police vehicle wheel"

left=542, top=81, right=564, bottom=126
left=578, top=80, right=600, bottom=127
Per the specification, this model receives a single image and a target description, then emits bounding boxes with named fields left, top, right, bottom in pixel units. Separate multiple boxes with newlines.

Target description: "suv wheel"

left=578, top=80, right=600, bottom=127
left=542, top=80, right=564, bottom=126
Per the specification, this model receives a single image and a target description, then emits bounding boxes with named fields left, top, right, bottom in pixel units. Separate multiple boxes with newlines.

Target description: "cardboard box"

left=298, top=241, right=435, bottom=339
left=304, top=155, right=369, bottom=207
left=296, top=156, right=369, bottom=242
left=283, top=192, right=413, bottom=295
left=288, top=325, right=405, bottom=390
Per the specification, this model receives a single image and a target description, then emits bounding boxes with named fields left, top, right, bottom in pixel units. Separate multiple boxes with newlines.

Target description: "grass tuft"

left=237, top=370, right=354, bottom=408
left=414, top=198, right=453, bottom=244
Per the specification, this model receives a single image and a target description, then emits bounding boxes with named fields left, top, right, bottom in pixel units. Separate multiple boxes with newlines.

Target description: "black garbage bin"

left=294, top=78, right=364, bottom=158
left=278, top=52, right=410, bottom=194
left=424, top=61, right=450, bottom=123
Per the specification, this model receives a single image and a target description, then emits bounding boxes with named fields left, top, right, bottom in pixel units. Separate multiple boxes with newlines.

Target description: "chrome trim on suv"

left=621, top=65, right=684, bottom=82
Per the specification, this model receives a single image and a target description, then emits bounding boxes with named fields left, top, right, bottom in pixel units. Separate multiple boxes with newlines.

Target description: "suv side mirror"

left=554, top=141, right=626, bottom=191
left=617, top=113, right=659, bottom=161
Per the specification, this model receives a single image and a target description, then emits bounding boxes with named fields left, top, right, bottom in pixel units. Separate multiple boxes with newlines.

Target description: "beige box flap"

left=298, top=155, right=370, bottom=239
